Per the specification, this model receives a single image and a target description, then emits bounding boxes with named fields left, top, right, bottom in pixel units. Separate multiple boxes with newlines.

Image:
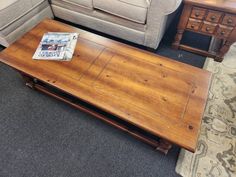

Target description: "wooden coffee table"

left=0, top=19, right=212, bottom=154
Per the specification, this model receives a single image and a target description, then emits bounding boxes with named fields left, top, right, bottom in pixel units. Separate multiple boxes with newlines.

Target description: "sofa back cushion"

left=62, top=0, right=93, bottom=9
left=93, top=0, right=150, bottom=24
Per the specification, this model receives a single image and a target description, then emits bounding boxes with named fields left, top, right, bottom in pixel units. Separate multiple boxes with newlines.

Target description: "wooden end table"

left=172, top=0, right=236, bottom=62
left=0, top=19, right=212, bottom=154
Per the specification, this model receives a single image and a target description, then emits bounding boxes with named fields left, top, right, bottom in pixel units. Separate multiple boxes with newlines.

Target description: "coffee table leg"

left=156, top=139, right=172, bottom=154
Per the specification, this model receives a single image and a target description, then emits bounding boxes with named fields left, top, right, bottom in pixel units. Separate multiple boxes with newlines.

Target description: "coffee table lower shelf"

left=20, top=73, right=173, bottom=154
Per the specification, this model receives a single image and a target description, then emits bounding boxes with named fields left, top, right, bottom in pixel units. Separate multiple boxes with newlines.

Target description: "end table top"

left=185, top=0, right=236, bottom=13
left=0, top=19, right=212, bottom=152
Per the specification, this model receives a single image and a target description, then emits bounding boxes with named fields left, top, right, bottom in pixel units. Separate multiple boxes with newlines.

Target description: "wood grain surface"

left=0, top=19, right=212, bottom=152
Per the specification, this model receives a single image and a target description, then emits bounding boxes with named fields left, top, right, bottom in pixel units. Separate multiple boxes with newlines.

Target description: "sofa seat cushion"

left=0, top=0, right=34, bottom=29
left=62, top=0, right=93, bottom=9
left=0, top=0, right=18, bottom=11
left=93, top=0, right=150, bottom=24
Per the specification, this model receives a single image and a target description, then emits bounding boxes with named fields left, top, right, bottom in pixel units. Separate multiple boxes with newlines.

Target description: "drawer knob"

left=227, top=19, right=233, bottom=24
left=206, top=27, right=210, bottom=31
left=211, top=16, right=216, bottom=21
left=195, top=12, right=200, bottom=17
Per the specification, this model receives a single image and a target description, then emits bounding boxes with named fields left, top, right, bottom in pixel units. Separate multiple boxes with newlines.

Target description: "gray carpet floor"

left=0, top=62, right=181, bottom=177
left=0, top=17, right=208, bottom=177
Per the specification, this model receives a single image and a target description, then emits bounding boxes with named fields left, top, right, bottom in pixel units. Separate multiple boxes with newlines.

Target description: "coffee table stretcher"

left=20, top=72, right=173, bottom=154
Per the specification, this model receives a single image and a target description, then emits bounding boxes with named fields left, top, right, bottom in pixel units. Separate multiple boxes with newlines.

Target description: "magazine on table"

left=33, top=32, right=79, bottom=61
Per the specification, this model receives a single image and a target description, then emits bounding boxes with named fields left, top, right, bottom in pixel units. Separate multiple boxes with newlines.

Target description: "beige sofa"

left=0, top=0, right=53, bottom=47
left=0, top=0, right=182, bottom=49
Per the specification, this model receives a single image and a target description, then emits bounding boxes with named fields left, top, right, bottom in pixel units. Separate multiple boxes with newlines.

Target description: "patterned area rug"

left=176, top=44, right=236, bottom=177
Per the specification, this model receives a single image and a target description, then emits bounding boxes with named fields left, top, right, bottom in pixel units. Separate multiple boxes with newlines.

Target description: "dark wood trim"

left=179, top=44, right=216, bottom=58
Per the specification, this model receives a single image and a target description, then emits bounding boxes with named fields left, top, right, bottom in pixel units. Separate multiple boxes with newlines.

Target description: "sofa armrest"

left=147, top=0, right=182, bottom=17
left=144, top=0, right=182, bottom=49
left=157, top=0, right=182, bottom=15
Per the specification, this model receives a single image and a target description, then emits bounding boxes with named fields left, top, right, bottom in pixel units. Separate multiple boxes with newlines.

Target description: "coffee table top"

left=0, top=19, right=212, bottom=152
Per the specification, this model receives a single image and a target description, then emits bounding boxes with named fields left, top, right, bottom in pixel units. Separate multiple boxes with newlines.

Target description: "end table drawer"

left=187, top=19, right=201, bottom=31
left=191, top=7, right=206, bottom=20
left=201, top=22, right=217, bottom=34
left=216, top=25, right=233, bottom=38
left=222, top=14, right=236, bottom=26
left=206, top=10, right=222, bottom=23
